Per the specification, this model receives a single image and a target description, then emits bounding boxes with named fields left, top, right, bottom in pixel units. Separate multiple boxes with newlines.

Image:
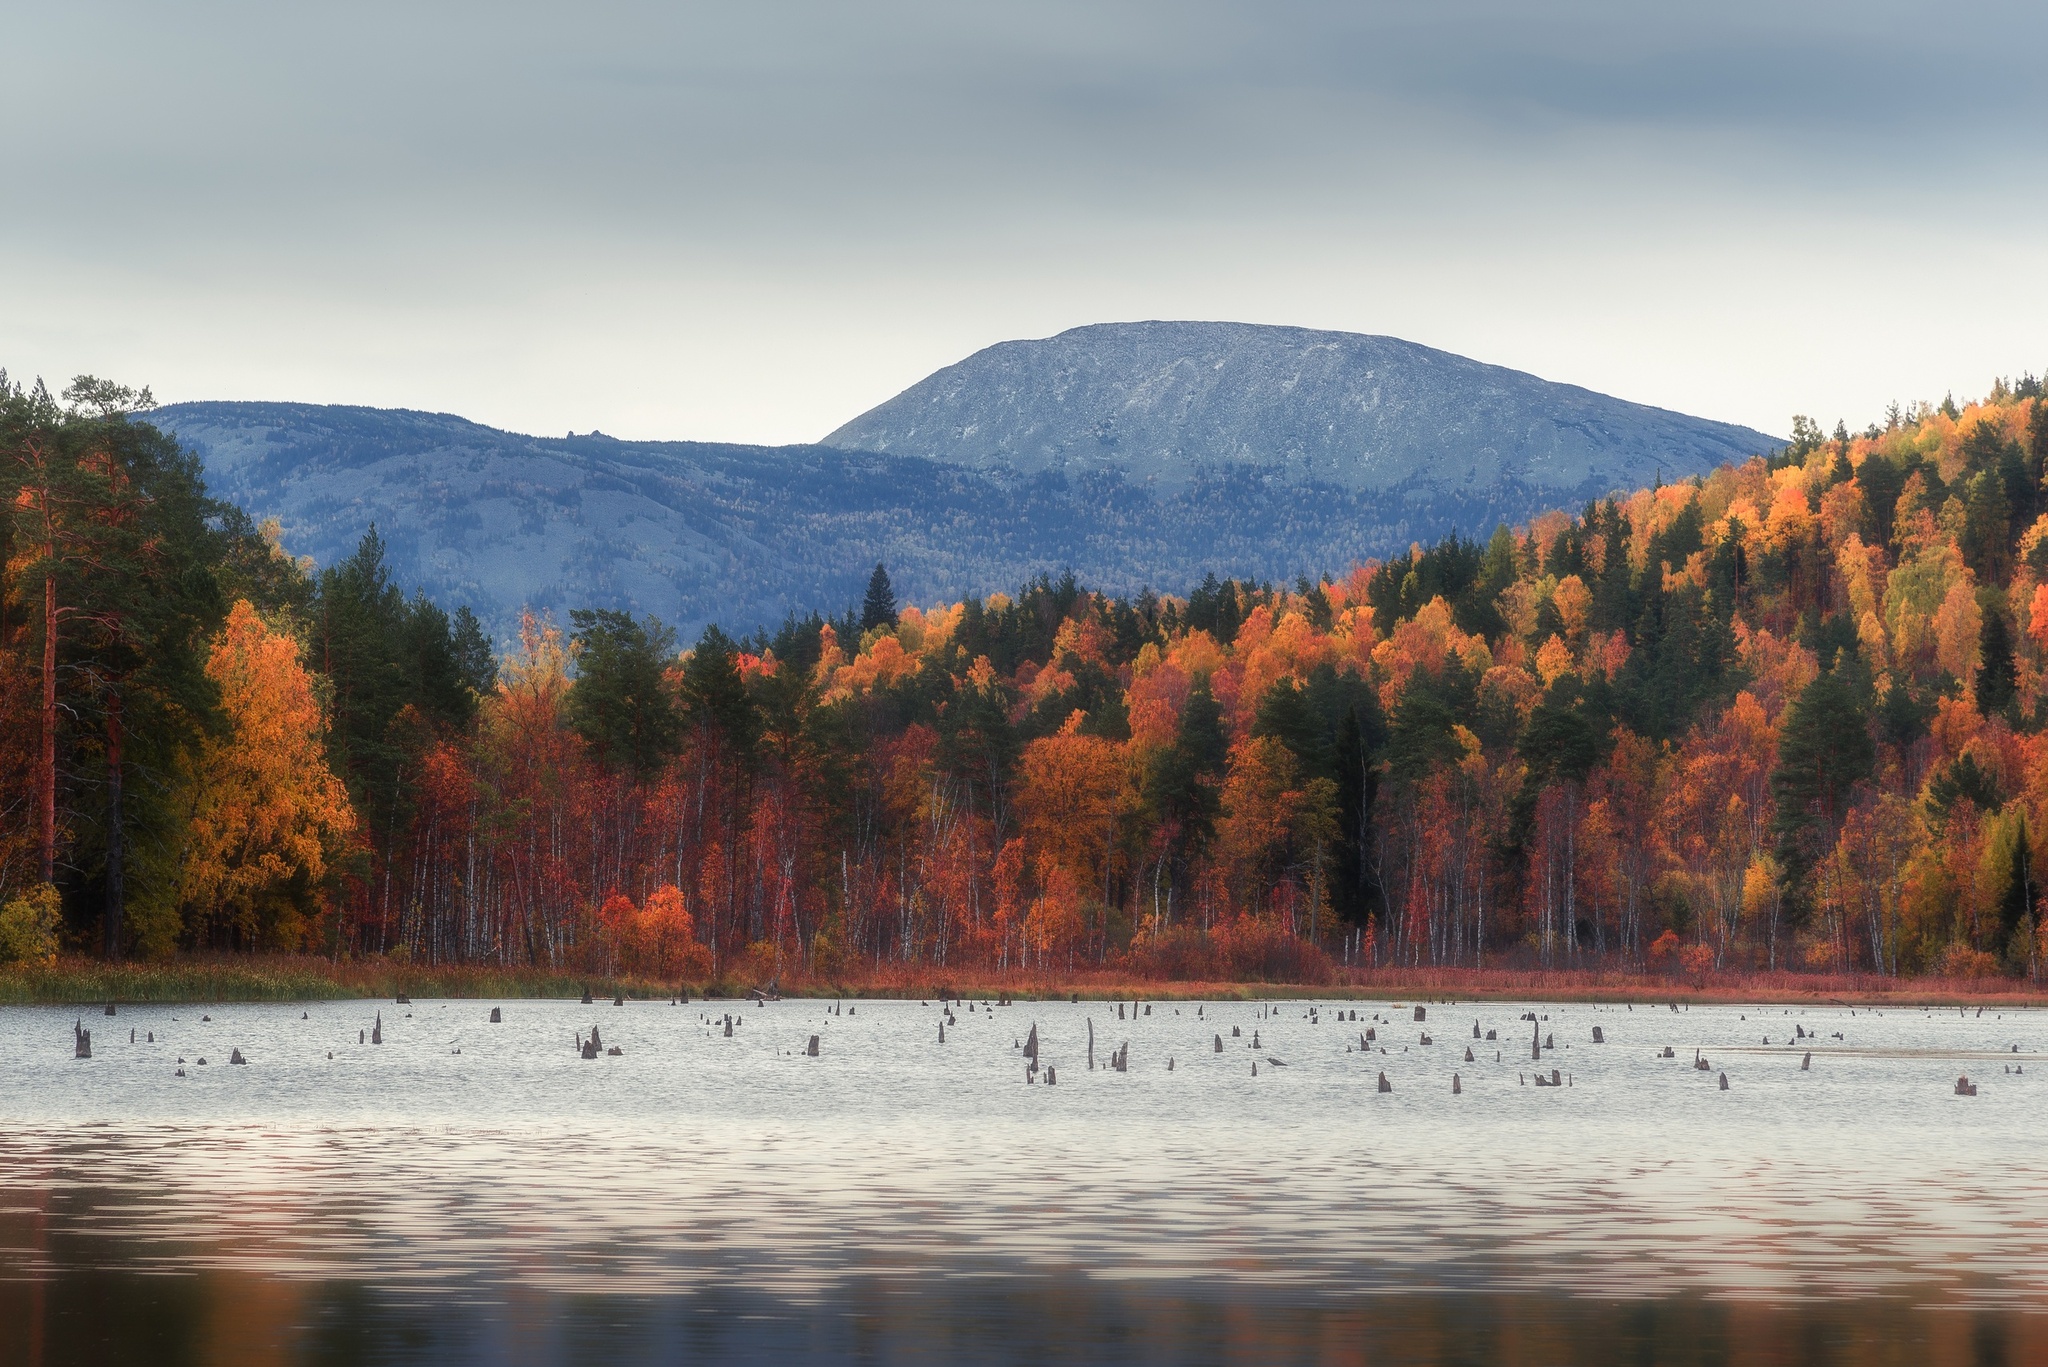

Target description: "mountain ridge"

left=827, top=320, right=1777, bottom=497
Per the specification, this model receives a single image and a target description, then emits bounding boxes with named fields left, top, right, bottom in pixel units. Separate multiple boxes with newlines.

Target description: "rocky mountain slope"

left=827, top=321, right=1776, bottom=500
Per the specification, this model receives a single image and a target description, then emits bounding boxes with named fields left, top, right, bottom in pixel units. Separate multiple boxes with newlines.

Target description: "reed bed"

left=4, top=954, right=2043, bottom=1008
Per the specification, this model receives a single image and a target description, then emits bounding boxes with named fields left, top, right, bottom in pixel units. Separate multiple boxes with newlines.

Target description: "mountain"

left=153, top=326, right=1781, bottom=641
left=827, top=321, right=1777, bottom=498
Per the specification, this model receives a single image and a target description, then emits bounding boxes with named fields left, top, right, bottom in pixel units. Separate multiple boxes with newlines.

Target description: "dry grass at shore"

left=2, top=954, right=2043, bottom=1008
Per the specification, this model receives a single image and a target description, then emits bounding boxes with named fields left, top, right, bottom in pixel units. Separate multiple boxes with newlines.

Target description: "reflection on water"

left=0, top=997, right=2043, bottom=1364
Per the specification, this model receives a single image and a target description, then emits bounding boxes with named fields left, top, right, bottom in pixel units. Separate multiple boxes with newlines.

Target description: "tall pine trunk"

left=103, top=689, right=124, bottom=960
left=41, top=573, right=57, bottom=884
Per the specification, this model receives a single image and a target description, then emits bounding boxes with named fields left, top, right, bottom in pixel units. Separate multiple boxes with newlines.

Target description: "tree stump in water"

left=1377, top=1072, right=1392, bottom=1093
left=1592, top=1027, right=1605, bottom=1043
left=230, top=1048, right=247, bottom=1065
left=1214, top=1034, right=1223, bottom=1053
left=1452, top=1073, right=1461, bottom=1095
left=104, top=1003, right=116, bottom=1017
left=1046, top=1067, right=1056, bottom=1084
left=1024, top=1024, right=1039, bottom=1061
left=1955, top=1076, right=1977, bottom=1096
left=490, top=1008, right=502, bottom=1023
left=581, top=989, right=593, bottom=1005
left=1414, top=1006, right=1426, bottom=1022
left=1473, top=1021, right=1481, bottom=1038
left=372, top=1013, right=383, bottom=1045
left=1802, top=1051, right=1811, bottom=1070
left=1465, top=1047, right=1475, bottom=1062
left=1719, top=1072, right=1730, bottom=1091
left=74, top=1024, right=91, bottom=1059
left=807, top=1035, right=819, bottom=1056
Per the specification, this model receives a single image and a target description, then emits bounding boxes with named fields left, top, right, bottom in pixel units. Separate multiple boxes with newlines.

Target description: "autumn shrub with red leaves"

left=1121, top=924, right=1219, bottom=981
left=1211, top=915, right=1335, bottom=984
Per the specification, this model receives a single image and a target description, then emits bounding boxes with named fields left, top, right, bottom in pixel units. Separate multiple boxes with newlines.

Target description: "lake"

left=1, top=995, right=2042, bottom=1365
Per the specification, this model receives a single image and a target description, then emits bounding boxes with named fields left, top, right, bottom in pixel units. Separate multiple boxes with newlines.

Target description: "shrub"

left=0, top=885, right=62, bottom=968
left=1123, top=924, right=1218, bottom=980
left=1935, top=943, right=2003, bottom=980
left=1211, top=915, right=1334, bottom=984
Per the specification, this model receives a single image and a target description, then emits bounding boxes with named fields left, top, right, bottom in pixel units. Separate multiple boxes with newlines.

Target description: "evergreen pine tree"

left=1976, top=610, right=2018, bottom=716
left=860, top=562, right=898, bottom=631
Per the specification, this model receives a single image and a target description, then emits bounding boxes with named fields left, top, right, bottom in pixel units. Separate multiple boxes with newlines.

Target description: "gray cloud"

left=2, top=1, right=2043, bottom=443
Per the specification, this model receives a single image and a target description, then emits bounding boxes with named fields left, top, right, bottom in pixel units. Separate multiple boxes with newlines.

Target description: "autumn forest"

left=4, top=373, right=2047, bottom=989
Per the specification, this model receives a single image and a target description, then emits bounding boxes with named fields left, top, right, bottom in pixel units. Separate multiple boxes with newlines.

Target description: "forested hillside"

left=4, top=372, right=2044, bottom=984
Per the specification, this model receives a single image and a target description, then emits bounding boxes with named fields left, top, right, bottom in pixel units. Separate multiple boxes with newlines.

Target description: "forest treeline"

left=3, top=371, right=2046, bottom=984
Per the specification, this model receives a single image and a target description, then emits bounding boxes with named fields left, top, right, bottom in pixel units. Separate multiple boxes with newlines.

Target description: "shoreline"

left=3, top=955, right=2044, bottom=1009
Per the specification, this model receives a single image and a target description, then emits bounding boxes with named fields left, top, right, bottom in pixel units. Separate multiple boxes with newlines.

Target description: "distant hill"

left=827, top=321, right=1777, bottom=498
left=154, top=328, right=1781, bottom=640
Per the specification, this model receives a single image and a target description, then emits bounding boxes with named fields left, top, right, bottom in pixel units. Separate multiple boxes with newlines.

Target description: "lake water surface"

left=1, top=995, right=2043, bottom=1365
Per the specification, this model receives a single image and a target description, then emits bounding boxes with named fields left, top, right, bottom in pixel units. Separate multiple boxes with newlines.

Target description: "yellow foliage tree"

left=179, top=601, right=355, bottom=951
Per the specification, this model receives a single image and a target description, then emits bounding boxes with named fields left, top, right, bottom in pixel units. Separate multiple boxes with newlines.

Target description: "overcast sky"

left=4, top=1, right=2043, bottom=445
